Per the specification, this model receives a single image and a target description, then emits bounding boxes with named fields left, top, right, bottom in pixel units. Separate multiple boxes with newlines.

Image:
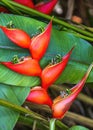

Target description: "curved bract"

left=1, top=56, right=42, bottom=76
left=0, top=26, right=31, bottom=48
left=41, top=47, right=74, bottom=90
left=26, top=86, right=53, bottom=107
left=52, top=63, right=93, bottom=119
left=13, top=0, right=34, bottom=8
left=35, top=0, right=58, bottom=14
left=29, top=20, right=52, bottom=61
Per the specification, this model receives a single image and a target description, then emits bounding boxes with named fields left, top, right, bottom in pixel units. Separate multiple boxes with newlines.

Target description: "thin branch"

left=0, top=98, right=46, bottom=122
left=66, top=111, right=93, bottom=128
left=25, top=102, right=93, bottom=128
left=18, top=115, right=49, bottom=130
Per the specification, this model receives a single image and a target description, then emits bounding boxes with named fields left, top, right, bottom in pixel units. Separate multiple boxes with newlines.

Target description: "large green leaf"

left=0, top=13, right=93, bottom=87
left=0, top=83, right=30, bottom=130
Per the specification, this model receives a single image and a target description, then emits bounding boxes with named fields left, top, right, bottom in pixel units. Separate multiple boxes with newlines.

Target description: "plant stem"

left=18, top=115, right=49, bottom=130
left=78, top=93, right=93, bottom=106
left=0, top=0, right=22, bottom=15
left=0, top=99, right=68, bottom=130
left=0, top=98, right=46, bottom=122
left=1, top=0, right=93, bottom=40
left=56, top=120, right=68, bottom=130
left=25, top=102, right=93, bottom=128
left=49, top=118, right=56, bottom=130
left=51, top=85, right=93, bottom=106
left=71, top=32, right=93, bottom=42
left=66, top=111, right=93, bottom=128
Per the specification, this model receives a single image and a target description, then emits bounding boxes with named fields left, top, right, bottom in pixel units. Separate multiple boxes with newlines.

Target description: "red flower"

left=0, top=26, right=31, bottom=48
left=1, top=0, right=57, bottom=14
left=1, top=56, right=42, bottom=76
left=13, top=0, right=57, bottom=14
left=35, top=0, right=58, bottom=14
left=52, top=63, right=93, bottom=119
left=41, top=47, right=74, bottom=90
left=29, top=20, right=52, bottom=61
left=13, top=0, right=34, bottom=8
left=26, top=86, right=53, bottom=107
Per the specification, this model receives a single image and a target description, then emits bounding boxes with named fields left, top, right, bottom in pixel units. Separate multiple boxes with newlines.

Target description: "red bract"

left=0, top=26, right=31, bottom=48
left=29, top=20, right=52, bottom=61
left=35, top=0, right=58, bottom=14
left=13, top=0, right=34, bottom=8
left=41, top=47, right=74, bottom=90
left=26, top=86, right=53, bottom=107
left=0, top=6, right=9, bottom=13
left=1, top=56, right=42, bottom=76
left=0, top=0, right=57, bottom=14
left=52, top=63, right=93, bottom=119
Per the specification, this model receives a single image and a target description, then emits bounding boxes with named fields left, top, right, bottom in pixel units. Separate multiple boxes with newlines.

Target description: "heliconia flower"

left=52, top=63, right=93, bottom=119
left=0, top=0, right=57, bottom=14
left=26, top=86, right=53, bottom=107
left=29, top=20, right=52, bottom=61
left=41, top=47, right=74, bottom=90
left=35, top=0, right=58, bottom=14
left=13, top=0, right=34, bottom=8
left=0, top=26, right=31, bottom=48
left=1, top=56, right=42, bottom=76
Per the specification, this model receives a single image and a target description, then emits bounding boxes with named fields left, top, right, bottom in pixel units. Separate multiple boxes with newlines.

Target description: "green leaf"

left=0, top=13, right=93, bottom=87
left=0, top=84, right=30, bottom=130
left=69, top=125, right=89, bottom=130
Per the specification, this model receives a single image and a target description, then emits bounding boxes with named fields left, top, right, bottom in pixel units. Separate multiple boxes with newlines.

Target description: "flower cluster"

left=0, top=20, right=92, bottom=119
left=0, top=0, right=58, bottom=15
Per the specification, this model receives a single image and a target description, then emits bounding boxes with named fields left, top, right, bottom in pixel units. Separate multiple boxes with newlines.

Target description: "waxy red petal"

left=35, top=0, right=58, bottom=14
left=26, top=86, right=53, bottom=107
left=29, top=20, right=52, bottom=61
left=0, top=26, right=31, bottom=48
left=41, top=47, right=74, bottom=90
left=13, top=0, right=34, bottom=8
left=52, top=63, right=93, bottom=119
left=1, top=57, right=42, bottom=76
